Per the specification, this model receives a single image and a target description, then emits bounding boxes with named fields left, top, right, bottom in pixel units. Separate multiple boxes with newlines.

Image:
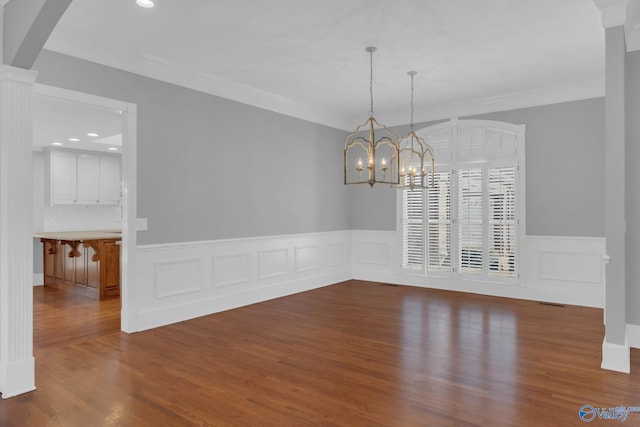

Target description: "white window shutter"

left=401, top=120, right=523, bottom=284
left=458, top=168, right=483, bottom=274
left=402, top=188, right=425, bottom=269
left=427, top=171, right=452, bottom=272
left=488, top=166, right=516, bottom=277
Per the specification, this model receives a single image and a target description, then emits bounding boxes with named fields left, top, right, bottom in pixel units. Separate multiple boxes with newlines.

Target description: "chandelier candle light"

left=395, top=70, right=434, bottom=190
left=344, top=47, right=400, bottom=187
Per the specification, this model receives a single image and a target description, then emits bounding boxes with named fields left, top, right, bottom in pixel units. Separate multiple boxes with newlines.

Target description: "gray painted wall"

left=32, top=50, right=350, bottom=245
left=32, top=50, right=605, bottom=244
left=626, top=50, right=640, bottom=326
left=348, top=99, right=605, bottom=238
left=469, top=99, right=605, bottom=237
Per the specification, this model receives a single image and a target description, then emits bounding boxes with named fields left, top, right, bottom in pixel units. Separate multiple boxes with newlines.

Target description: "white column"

left=0, top=65, right=38, bottom=398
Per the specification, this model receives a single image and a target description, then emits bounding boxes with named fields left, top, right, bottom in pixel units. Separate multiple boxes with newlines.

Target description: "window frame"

left=397, top=118, right=526, bottom=285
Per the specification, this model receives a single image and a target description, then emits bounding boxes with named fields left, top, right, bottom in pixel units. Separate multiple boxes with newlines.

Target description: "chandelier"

left=395, top=71, right=434, bottom=190
left=344, top=47, right=400, bottom=187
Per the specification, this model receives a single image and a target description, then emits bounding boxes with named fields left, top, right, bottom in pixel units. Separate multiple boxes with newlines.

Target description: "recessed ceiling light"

left=87, top=132, right=99, bottom=137
left=69, top=138, right=80, bottom=142
left=136, top=0, right=154, bottom=8
left=108, top=147, right=118, bottom=151
left=52, top=142, right=63, bottom=146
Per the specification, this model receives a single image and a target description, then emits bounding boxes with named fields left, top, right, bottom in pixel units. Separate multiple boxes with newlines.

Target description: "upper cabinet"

left=98, top=156, right=121, bottom=205
left=46, top=149, right=121, bottom=207
left=76, top=153, right=100, bottom=205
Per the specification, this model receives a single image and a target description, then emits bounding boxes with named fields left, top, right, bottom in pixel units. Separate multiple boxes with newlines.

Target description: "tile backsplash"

left=43, top=206, right=122, bottom=232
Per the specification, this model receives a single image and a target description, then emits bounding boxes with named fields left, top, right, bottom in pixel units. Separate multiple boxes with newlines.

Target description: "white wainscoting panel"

left=130, top=231, right=351, bottom=332
left=131, top=230, right=605, bottom=333
left=351, top=231, right=605, bottom=308
left=326, top=242, right=348, bottom=266
left=155, top=258, right=204, bottom=298
left=258, top=248, right=289, bottom=279
left=525, top=236, right=606, bottom=307
left=295, top=245, right=321, bottom=273
left=212, top=253, right=250, bottom=287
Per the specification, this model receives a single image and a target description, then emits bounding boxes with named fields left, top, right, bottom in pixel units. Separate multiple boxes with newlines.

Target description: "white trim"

left=627, top=323, right=640, bottom=348
left=353, top=230, right=606, bottom=308
left=601, top=335, right=630, bottom=373
left=385, top=83, right=603, bottom=129
left=32, top=84, right=138, bottom=334
left=33, top=274, right=43, bottom=286
left=626, top=24, right=640, bottom=51
left=131, top=230, right=352, bottom=332
left=42, top=43, right=349, bottom=131
left=0, top=358, right=35, bottom=399
left=42, top=44, right=605, bottom=131
left=120, top=102, right=137, bottom=333
left=594, top=0, right=629, bottom=28
left=625, top=0, right=640, bottom=52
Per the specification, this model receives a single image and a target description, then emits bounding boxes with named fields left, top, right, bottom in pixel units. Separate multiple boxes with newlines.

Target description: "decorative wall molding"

left=41, top=44, right=605, bottom=131
left=594, top=0, right=629, bottom=28
left=351, top=231, right=606, bottom=308
left=130, top=231, right=352, bottom=332
left=212, top=253, right=250, bottom=287
left=258, top=248, right=289, bottom=279
left=593, top=0, right=640, bottom=52
left=155, top=258, right=204, bottom=298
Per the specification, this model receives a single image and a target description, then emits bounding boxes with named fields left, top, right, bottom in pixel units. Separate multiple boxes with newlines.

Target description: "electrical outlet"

left=136, top=218, right=148, bottom=231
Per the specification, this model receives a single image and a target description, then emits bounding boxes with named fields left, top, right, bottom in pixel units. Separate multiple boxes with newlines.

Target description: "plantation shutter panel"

left=488, top=166, right=516, bottom=277
left=402, top=188, right=425, bottom=269
left=458, top=168, right=483, bottom=274
left=427, top=171, right=452, bottom=272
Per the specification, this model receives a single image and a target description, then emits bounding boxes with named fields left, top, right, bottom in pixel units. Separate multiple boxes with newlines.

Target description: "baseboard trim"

left=128, top=269, right=350, bottom=332
left=627, top=324, right=640, bottom=349
left=601, top=335, right=630, bottom=373
left=33, top=273, right=43, bottom=286
left=0, top=357, right=36, bottom=399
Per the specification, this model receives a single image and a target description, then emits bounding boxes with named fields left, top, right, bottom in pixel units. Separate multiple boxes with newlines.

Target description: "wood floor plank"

left=1, top=281, right=639, bottom=426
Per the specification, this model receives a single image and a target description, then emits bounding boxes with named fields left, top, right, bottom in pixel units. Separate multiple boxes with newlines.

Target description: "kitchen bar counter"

left=34, top=230, right=121, bottom=240
left=37, top=230, right=121, bottom=300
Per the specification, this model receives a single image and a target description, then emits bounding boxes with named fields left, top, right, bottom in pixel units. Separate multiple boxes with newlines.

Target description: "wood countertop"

left=35, top=231, right=122, bottom=241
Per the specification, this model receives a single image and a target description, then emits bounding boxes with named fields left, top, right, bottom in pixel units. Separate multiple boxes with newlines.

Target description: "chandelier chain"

left=369, top=49, right=374, bottom=117
left=410, top=72, right=414, bottom=131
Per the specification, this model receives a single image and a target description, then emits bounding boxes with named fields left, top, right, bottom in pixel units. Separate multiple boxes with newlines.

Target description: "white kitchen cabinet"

left=49, top=150, right=78, bottom=205
left=47, top=149, right=121, bottom=206
left=98, top=156, right=121, bottom=205
left=77, top=153, right=100, bottom=205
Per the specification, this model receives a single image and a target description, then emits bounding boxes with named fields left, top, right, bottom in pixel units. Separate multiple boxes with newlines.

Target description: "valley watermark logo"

left=579, top=405, right=640, bottom=423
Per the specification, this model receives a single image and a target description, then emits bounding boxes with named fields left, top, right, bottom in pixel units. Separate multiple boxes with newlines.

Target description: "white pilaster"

left=0, top=65, right=38, bottom=398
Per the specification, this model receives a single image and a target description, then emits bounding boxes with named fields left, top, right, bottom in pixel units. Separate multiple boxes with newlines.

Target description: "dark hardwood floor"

left=1, top=280, right=639, bottom=426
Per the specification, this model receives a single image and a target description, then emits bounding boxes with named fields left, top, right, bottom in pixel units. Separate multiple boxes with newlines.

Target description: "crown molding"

left=375, top=79, right=605, bottom=129
left=44, top=43, right=604, bottom=132
left=593, top=0, right=629, bottom=28
left=626, top=0, right=640, bottom=51
left=43, top=42, right=352, bottom=130
left=592, top=0, right=640, bottom=52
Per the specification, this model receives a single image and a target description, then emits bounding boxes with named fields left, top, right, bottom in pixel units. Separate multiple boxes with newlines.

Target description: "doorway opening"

left=31, top=84, right=137, bottom=338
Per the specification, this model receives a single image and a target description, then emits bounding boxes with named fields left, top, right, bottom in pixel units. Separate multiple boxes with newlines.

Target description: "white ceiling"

left=32, top=93, right=122, bottom=153
left=43, top=0, right=605, bottom=130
